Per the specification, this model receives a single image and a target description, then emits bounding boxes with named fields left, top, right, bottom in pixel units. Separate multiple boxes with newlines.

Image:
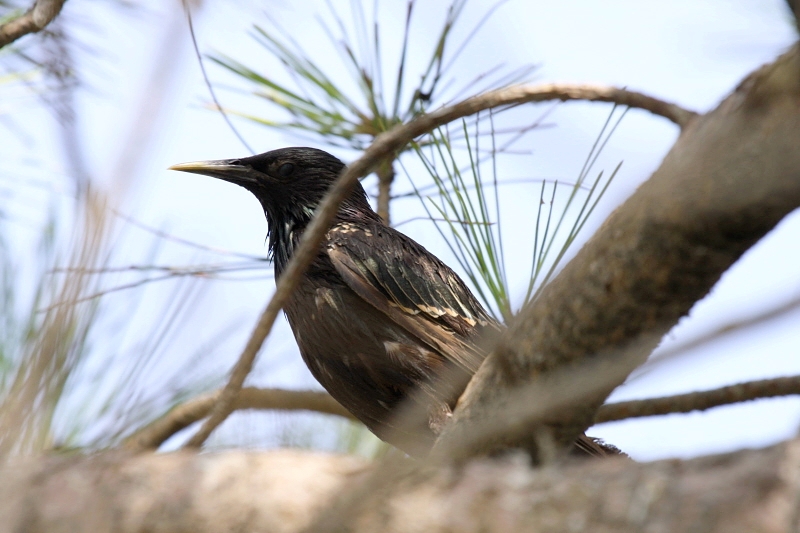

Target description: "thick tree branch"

left=596, top=375, right=800, bottom=424
left=4, top=440, right=800, bottom=533
left=437, top=46, right=800, bottom=460
left=123, top=387, right=354, bottom=451
left=0, top=0, right=66, bottom=49
left=0, top=450, right=369, bottom=533
left=185, top=83, right=700, bottom=449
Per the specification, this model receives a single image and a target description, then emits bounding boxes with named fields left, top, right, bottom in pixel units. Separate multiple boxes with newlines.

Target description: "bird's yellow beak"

left=168, top=159, right=258, bottom=187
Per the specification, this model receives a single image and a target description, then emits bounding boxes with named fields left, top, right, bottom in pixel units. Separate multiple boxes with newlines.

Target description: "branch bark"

left=0, top=450, right=369, bottom=533
left=0, top=0, right=66, bottom=49
left=185, top=83, right=698, bottom=449
left=595, top=375, right=800, bottom=424
left=4, top=440, right=800, bottom=533
left=123, top=387, right=354, bottom=451
left=436, top=46, right=800, bottom=460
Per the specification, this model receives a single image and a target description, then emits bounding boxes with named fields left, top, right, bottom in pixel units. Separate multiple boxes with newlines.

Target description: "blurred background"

left=0, top=0, right=798, bottom=461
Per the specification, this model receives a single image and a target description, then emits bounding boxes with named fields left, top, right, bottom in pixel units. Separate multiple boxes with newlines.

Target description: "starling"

left=170, top=147, right=617, bottom=458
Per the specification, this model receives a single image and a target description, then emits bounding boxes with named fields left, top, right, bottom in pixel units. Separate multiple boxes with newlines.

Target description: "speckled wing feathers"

left=326, top=222, right=499, bottom=375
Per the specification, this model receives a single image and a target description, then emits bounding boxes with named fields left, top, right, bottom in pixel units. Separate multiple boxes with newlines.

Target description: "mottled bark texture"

left=0, top=451, right=369, bottom=533
left=437, top=46, right=800, bottom=460
left=123, top=387, right=354, bottom=451
left=2, top=442, right=800, bottom=533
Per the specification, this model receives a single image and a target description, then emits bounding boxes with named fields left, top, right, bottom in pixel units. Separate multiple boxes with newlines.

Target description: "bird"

left=170, top=147, right=619, bottom=458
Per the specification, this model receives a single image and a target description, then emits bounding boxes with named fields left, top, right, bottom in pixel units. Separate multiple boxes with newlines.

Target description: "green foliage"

left=408, top=108, right=624, bottom=321
left=212, top=0, right=532, bottom=150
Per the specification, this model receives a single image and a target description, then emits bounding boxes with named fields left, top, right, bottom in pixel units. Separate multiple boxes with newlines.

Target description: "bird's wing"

left=326, top=222, right=499, bottom=374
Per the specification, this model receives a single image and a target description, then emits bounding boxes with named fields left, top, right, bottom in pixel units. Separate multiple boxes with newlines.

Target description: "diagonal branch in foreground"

left=182, top=83, right=698, bottom=449
left=435, top=46, right=800, bottom=461
left=0, top=0, right=66, bottom=49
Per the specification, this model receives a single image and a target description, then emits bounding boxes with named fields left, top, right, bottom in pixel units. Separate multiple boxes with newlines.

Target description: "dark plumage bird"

left=170, top=147, right=617, bottom=458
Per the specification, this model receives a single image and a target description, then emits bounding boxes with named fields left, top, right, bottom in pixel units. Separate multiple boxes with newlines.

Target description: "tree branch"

left=122, top=373, right=800, bottom=451
left=518, top=83, right=698, bottom=127
left=183, top=83, right=701, bottom=449
left=5, top=440, right=800, bottom=533
left=123, top=387, right=354, bottom=451
left=436, top=45, right=800, bottom=460
left=596, top=375, right=800, bottom=424
left=0, top=0, right=66, bottom=49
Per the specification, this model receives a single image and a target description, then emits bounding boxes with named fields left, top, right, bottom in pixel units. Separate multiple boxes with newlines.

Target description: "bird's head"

left=169, top=147, right=376, bottom=221
left=170, top=147, right=380, bottom=269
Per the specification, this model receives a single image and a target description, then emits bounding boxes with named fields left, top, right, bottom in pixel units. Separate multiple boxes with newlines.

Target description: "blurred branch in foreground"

left=0, top=190, right=108, bottom=460
left=2, top=440, right=799, bottom=533
left=435, top=46, right=800, bottom=461
left=0, top=0, right=66, bottom=49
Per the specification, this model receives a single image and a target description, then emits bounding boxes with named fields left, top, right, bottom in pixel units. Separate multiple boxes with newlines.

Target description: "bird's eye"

left=277, top=163, right=295, bottom=177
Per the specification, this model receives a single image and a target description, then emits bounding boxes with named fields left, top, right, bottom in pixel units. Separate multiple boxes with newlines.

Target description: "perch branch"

left=596, top=375, right=800, bottom=423
left=123, top=388, right=353, bottom=451
left=436, top=46, right=800, bottom=460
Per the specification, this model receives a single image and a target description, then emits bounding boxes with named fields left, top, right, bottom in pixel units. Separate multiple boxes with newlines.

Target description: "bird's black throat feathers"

left=244, top=148, right=380, bottom=277
left=171, top=146, right=381, bottom=277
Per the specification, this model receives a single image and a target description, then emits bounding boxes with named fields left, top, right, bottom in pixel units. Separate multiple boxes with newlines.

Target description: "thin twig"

left=391, top=176, right=586, bottom=200
left=376, top=160, right=395, bottom=224
left=182, top=83, right=699, bottom=449
left=0, top=0, right=66, bottom=49
left=394, top=216, right=494, bottom=228
left=40, top=263, right=271, bottom=312
left=50, top=262, right=269, bottom=276
left=183, top=0, right=254, bottom=154
left=596, top=375, right=800, bottom=423
left=112, top=208, right=264, bottom=260
left=124, top=387, right=353, bottom=451
left=635, top=295, right=800, bottom=378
